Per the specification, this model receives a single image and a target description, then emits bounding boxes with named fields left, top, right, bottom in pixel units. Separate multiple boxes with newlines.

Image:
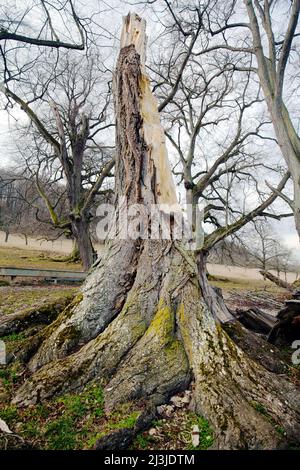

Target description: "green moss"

left=0, top=383, right=142, bottom=450
left=57, top=385, right=104, bottom=420
left=0, top=361, right=23, bottom=390
left=56, top=325, right=81, bottom=347
left=146, top=301, right=174, bottom=341
left=251, top=401, right=268, bottom=416
left=45, top=416, right=78, bottom=449
left=0, top=286, right=77, bottom=316
left=0, top=383, right=105, bottom=450
left=165, top=339, right=186, bottom=363
left=251, top=401, right=286, bottom=436
left=56, top=292, right=83, bottom=321
left=109, top=411, right=140, bottom=430
left=275, top=425, right=286, bottom=436
left=1, top=332, right=25, bottom=343
left=87, top=403, right=141, bottom=448
left=0, top=405, right=18, bottom=422
left=134, top=433, right=153, bottom=449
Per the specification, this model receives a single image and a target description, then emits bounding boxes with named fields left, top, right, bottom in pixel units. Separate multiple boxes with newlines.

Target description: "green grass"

left=134, top=433, right=152, bottom=449
left=0, top=246, right=82, bottom=271
left=0, top=383, right=142, bottom=450
left=0, top=383, right=105, bottom=449
left=188, top=414, right=214, bottom=450
left=0, top=286, right=77, bottom=315
left=209, top=274, right=284, bottom=292
left=0, top=332, right=25, bottom=342
left=0, top=361, right=23, bottom=392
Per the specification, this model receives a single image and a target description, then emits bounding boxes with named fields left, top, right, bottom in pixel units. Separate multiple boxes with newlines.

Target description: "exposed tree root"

left=28, top=239, right=140, bottom=371
left=0, top=431, right=30, bottom=450
left=7, top=242, right=300, bottom=449
left=0, top=295, right=74, bottom=337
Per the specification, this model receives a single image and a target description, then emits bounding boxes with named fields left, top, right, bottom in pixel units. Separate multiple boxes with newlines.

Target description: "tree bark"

left=5, top=13, right=300, bottom=450
left=70, top=217, right=96, bottom=271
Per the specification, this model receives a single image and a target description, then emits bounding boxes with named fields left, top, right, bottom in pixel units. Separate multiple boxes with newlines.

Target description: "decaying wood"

left=230, top=287, right=300, bottom=347
left=268, top=290, right=300, bottom=344
left=2, top=13, right=300, bottom=451
left=233, top=306, right=277, bottom=335
left=115, top=13, right=179, bottom=209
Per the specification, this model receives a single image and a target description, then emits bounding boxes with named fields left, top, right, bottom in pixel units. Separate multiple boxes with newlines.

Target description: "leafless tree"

left=188, top=0, right=300, bottom=238
left=0, top=168, right=65, bottom=242
left=244, top=220, right=291, bottom=275
left=3, top=50, right=115, bottom=270
left=0, top=0, right=87, bottom=85
left=137, top=1, right=294, bottom=307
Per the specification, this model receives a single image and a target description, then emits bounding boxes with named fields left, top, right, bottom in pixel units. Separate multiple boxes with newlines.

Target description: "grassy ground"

left=0, top=246, right=80, bottom=316
left=0, top=286, right=77, bottom=315
left=0, top=246, right=82, bottom=271
left=209, top=274, right=285, bottom=293
left=0, top=367, right=213, bottom=450
left=132, top=410, right=214, bottom=450
left=0, top=378, right=140, bottom=450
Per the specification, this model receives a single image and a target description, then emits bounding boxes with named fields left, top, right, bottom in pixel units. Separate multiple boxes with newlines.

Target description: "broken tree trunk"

left=259, top=270, right=293, bottom=291
left=268, top=290, right=300, bottom=345
left=4, top=13, right=300, bottom=450
left=233, top=306, right=277, bottom=335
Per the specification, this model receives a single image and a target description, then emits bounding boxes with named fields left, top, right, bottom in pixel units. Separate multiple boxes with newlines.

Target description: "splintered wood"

left=119, top=13, right=180, bottom=210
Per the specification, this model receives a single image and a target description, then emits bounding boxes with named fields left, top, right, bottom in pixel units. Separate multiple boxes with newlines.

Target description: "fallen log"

left=259, top=270, right=293, bottom=291
left=268, top=290, right=300, bottom=344
left=233, top=306, right=277, bottom=335
left=232, top=288, right=300, bottom=345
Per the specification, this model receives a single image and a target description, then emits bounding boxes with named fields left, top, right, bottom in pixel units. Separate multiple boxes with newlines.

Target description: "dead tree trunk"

left=5, top=14, right=300, bottom=450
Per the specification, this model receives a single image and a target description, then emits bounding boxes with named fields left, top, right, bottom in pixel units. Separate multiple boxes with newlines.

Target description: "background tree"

left=187, top=0, right=300, bottom=238
left=0, top=0, right=86, bottom=86
left=136, top=0, right=294, bottom=319
left=243, top=220, right=292, bottom=277
left=3, top=50, right=115, bottom=269
left=0, top=169, right=67, bottom=243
